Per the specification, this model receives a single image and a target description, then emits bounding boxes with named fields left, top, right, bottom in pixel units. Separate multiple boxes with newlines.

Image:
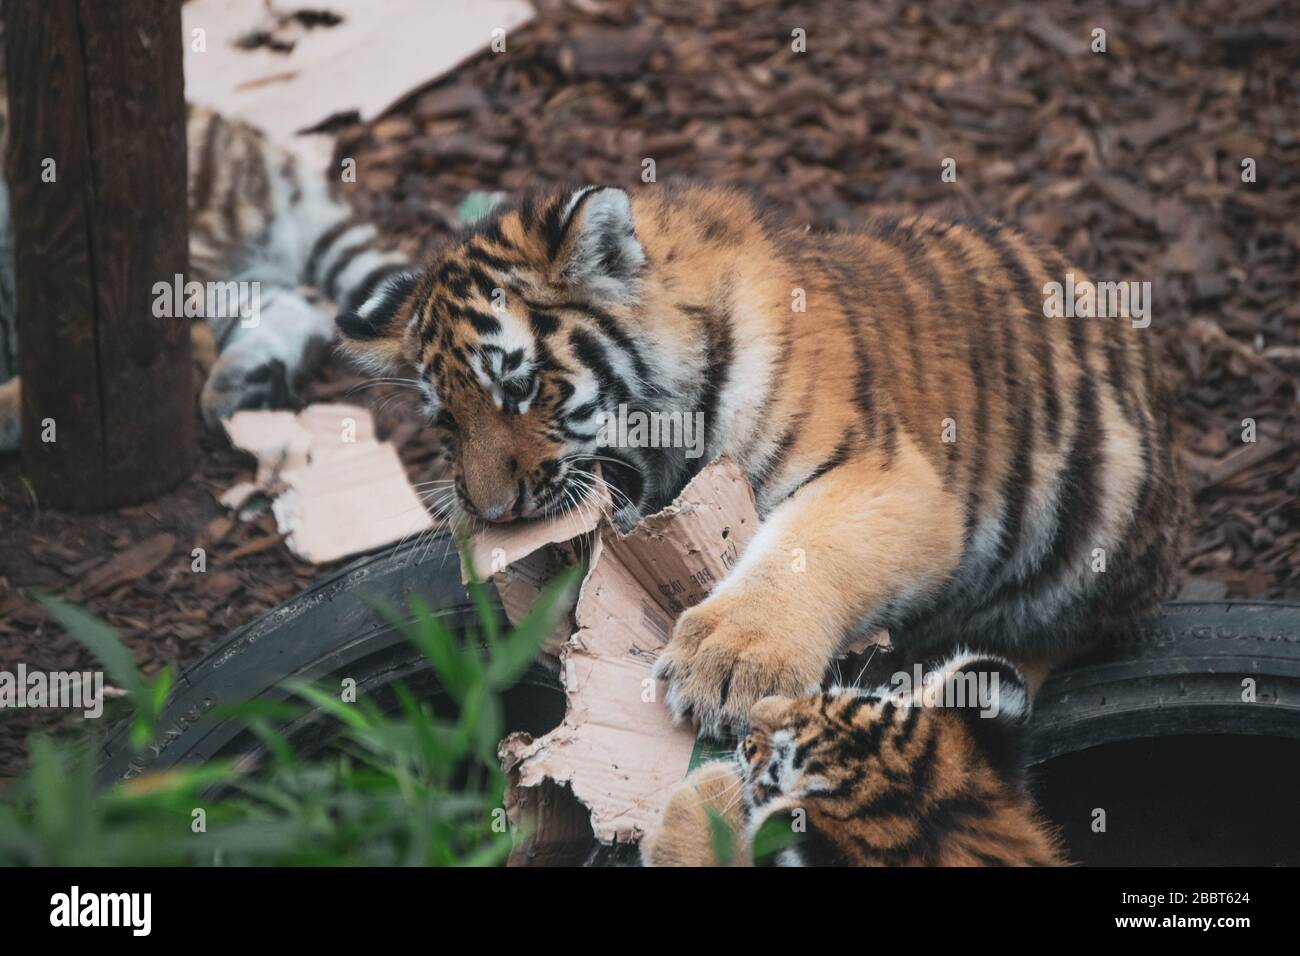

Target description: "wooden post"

left=5, top=0, right=192, bottom=511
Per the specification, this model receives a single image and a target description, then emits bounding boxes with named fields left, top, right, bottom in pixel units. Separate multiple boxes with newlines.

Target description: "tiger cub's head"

left=336, top=186, right=647, bottom=527
left=738, top=651, right=1063, bottom=866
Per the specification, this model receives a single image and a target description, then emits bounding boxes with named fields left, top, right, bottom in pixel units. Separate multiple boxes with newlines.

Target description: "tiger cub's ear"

left=933, top=651, right=1031, bottom=784
left=335, top=271, right=419, bottom=369
left=554, top=186, right=645, bottom=304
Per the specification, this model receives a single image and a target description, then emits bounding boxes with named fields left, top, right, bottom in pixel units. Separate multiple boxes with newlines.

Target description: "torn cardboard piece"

left=490, top=458, right=759, bottom=845
left=221, top=403, right=433, bottom=563
left=222, top=409, right=312, bottom=486
left=183, top=0, right=534, bottom=171
left=496, top=770, right=596, bottom=868
left=460, top=480, right=611, bottom=658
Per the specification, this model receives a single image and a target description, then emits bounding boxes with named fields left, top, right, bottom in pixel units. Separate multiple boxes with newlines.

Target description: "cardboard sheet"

left=461, top=479, right=611, bottom=658
left=488, top=458, right=759, bottom=845
left=183, top=0, right=534, bottom=171
left=221, top=403, right=434, bottom=563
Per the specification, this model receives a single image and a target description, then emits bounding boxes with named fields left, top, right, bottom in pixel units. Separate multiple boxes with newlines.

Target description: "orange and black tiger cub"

left=641, top=652, right=1066, bottom=867
left=336, top=184, right=1183, bottom=736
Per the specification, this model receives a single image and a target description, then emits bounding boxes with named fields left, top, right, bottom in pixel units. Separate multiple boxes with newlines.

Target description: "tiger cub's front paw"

left=641, top=762, right=747, bottom=867
left=654, top=594, right=827, bottom=737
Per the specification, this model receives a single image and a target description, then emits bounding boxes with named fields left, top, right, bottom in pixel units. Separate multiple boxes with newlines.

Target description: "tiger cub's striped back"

left=743, top=210, right=1184, bottom=659
left=643, top=653, right=1065, bottom=867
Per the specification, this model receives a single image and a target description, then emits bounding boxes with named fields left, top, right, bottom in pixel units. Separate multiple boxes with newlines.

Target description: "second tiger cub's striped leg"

left=199, top=285, right=335, bottom=428
left=655, top=442, right=965, bottom=736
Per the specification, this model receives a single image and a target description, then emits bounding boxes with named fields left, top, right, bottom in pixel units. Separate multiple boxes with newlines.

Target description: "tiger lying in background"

left=641, top=652, right=1065, bottom=866
left=0, top=102, right=409, bottom=452
left=336, top=183, right=1184, bottom=737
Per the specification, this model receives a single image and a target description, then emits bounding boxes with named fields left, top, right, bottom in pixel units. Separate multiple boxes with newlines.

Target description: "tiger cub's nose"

left=478, top=481, right=524, bottom=522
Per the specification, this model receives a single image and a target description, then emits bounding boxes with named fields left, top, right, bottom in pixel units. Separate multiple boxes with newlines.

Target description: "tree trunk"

left=5, top=0, right=192, bottom=511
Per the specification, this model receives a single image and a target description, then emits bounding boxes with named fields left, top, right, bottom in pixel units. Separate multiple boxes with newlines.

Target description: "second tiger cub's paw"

left=641, top=762, right=747, bottom=867
left=200, top=349, right=295, bottom=429
left=653, top=596, right=826, bottom=737
left=199, top=287, right=334, bottom=429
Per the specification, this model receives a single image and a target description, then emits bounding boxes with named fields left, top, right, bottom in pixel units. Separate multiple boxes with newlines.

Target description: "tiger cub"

left=0, top=102, right=410, bottom=450
left=336, top=184, right=1183, bottom=735
left=641, top=652, right=1065, bottom=866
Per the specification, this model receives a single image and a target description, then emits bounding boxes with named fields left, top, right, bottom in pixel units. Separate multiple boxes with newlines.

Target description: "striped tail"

left=301, top=215, right=411, bottom=315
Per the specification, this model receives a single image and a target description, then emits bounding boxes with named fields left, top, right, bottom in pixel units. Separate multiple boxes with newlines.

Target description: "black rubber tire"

left=96, top=534, right=564, bottom=786
left=99, top=535, right=1300, bottom=791
left=1026, top=599, right=1300, bottom=765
